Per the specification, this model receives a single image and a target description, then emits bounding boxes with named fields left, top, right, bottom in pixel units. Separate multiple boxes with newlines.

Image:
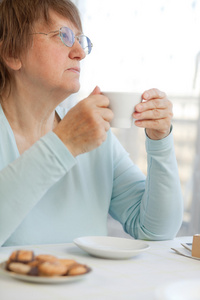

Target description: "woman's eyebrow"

left=56, top=24, right=82, bottom=35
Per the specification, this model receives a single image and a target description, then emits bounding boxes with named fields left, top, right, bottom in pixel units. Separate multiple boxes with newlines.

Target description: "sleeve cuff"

left=41, top=131, right=77, bottom=172
left=145, top=125, right=174, bottom=152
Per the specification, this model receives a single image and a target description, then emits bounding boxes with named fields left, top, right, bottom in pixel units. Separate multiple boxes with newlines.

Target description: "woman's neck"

left=1, top=89, right=61, bottom=154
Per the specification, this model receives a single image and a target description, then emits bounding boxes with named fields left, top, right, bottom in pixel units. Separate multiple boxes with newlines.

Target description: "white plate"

left=73, top=236, right=150, bottom=259
left=0, top=261, right=91, bottom=284
left=156, top=279, right=200, bottom=300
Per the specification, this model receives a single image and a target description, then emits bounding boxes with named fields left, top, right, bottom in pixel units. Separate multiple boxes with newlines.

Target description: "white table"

left=0, top=236, right=199, bottom=300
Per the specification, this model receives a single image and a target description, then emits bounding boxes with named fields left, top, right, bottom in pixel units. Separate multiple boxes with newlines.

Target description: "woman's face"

left=18, top=10, right=86, bottom=100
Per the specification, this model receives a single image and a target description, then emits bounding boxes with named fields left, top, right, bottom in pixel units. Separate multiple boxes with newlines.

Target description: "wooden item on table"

left=192, top=234, right=200, bottom=258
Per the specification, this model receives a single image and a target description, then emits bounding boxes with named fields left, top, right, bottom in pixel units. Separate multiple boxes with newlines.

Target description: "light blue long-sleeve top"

left=0, top=104, right=183, bottom=247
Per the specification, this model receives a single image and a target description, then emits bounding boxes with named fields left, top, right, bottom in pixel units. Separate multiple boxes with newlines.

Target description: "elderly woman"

left=0, top=0, right=183, bottom=246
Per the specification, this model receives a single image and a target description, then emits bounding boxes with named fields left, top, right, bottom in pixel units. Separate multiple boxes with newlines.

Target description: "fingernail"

left=135, top=120, right=142, bottom=126
left=133, top=112, right=141, bottom=118
left=143, top=92, right=149, bottom=99
left=136, top=104, right=143, bottom=111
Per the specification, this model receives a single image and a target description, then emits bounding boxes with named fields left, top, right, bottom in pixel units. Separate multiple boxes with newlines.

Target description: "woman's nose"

left=69, top=39, right=86, bottom=60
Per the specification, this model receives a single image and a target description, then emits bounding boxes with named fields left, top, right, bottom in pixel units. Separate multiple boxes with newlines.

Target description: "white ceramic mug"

left=102, top=91, right=142, bottom=128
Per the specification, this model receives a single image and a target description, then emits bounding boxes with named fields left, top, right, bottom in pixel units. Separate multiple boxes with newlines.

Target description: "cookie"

left=68, top=264, right=88, bottom=276
left=28, top=260, right=40, bottom=268
left=35, top=254, right=59, bottom=263
left=28, top=266, right=39, bottom=276
left=59, top=258, right=76, bottom=267
left=38, top=261, right=68, bottom=276
left=7, top=262, right=32, bottom=275
left=8, top=250, right=35, bottom=263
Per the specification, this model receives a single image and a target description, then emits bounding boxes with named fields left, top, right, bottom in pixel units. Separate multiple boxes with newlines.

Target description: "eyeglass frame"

left=31, top=26, right=93, bottom=55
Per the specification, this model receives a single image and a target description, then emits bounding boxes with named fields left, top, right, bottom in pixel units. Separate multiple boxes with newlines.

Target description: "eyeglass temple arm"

left=31, top=30, right=59, bottom=35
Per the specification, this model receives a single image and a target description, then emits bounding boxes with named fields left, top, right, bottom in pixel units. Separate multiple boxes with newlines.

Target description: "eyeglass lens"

left=60, top=27, right=92, bottom=55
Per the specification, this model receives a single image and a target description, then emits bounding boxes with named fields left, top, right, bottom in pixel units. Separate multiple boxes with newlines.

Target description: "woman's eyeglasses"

left=31, top=26, right=93, bottom=55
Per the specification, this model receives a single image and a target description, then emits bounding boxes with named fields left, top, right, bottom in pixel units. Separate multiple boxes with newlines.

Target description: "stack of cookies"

left=6, top=250, right=90, bottom=277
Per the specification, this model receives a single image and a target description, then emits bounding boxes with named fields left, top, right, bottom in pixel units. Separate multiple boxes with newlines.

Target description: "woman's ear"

left=3, top=56, right=22, bottom=71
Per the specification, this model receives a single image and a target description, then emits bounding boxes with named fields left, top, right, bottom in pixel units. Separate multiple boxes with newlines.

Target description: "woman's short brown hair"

left=0, top=0, right=82, bottom=97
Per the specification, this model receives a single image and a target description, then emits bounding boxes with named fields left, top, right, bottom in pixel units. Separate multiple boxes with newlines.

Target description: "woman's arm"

left=0, top=132, right=76, bottom=246
left=109, top=130, right=183, bottom=240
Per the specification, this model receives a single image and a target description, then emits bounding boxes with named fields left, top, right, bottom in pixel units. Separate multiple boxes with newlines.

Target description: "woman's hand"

left=133, top=88, right=173, bottom=140
left=53, top=86, right=114, bottom=157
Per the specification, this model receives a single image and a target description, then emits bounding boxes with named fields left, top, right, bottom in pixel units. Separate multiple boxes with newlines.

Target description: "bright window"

left=78, top=0, right=200, bottom=96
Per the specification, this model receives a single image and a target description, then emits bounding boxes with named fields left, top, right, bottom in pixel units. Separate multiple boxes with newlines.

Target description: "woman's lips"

left=67, top=67, right=80, bottom=74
